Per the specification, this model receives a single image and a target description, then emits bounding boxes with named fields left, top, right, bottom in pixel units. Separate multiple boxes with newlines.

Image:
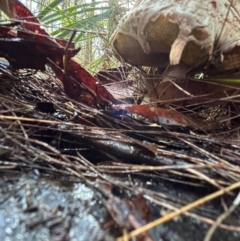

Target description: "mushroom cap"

left=110, top=0, right=240, bottom=72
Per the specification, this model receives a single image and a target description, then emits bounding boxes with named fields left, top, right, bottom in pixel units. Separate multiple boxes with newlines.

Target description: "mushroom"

left=110, top=0, right=240, bottom=103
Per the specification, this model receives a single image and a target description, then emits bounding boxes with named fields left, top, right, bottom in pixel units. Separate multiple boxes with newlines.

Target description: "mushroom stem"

left=144, top=63, right=190, bottom=103
left=144, top=63, right=240, bottom=106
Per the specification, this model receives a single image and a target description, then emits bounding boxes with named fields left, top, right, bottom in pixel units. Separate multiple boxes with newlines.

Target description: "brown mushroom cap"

left=110, top=0, right=240, bottom=72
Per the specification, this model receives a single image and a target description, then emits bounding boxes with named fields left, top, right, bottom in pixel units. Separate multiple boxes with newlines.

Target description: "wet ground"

left=0, top=171, right=239, bottom=241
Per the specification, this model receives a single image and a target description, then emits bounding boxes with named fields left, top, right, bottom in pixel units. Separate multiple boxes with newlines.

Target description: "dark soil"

left=0, top=171, right=239, bottom=241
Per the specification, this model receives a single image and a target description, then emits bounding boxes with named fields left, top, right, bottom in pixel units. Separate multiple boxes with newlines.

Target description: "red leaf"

left=66, top=59, right=117, bottom=105
left=0, top=0, right=49, bottom=38
left=0, top=0, right=117, bottom=106
left=115, top=104, right=191, bottom=126
left=0, top=23, right=19, bottom=37
left=0, top=38, right=79, bottom=70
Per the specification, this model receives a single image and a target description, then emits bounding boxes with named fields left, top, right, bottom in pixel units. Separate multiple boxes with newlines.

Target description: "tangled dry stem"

left=0, top=65, right=240, bottom=240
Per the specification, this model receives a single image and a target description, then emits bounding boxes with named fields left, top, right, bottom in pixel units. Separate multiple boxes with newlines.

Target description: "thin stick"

left=117, top=181, right=240, bottom=241
left=203, top=191, right=240, bottom=241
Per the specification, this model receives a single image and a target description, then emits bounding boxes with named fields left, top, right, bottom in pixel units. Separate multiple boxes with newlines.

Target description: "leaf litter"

left=0, top=1, right=240, bottom=241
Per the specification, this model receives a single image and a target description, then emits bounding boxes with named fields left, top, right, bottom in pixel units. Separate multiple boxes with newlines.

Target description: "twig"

left=117, top=181, right=240, bottom=241
left=203, top=191, right=240, bottom=241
